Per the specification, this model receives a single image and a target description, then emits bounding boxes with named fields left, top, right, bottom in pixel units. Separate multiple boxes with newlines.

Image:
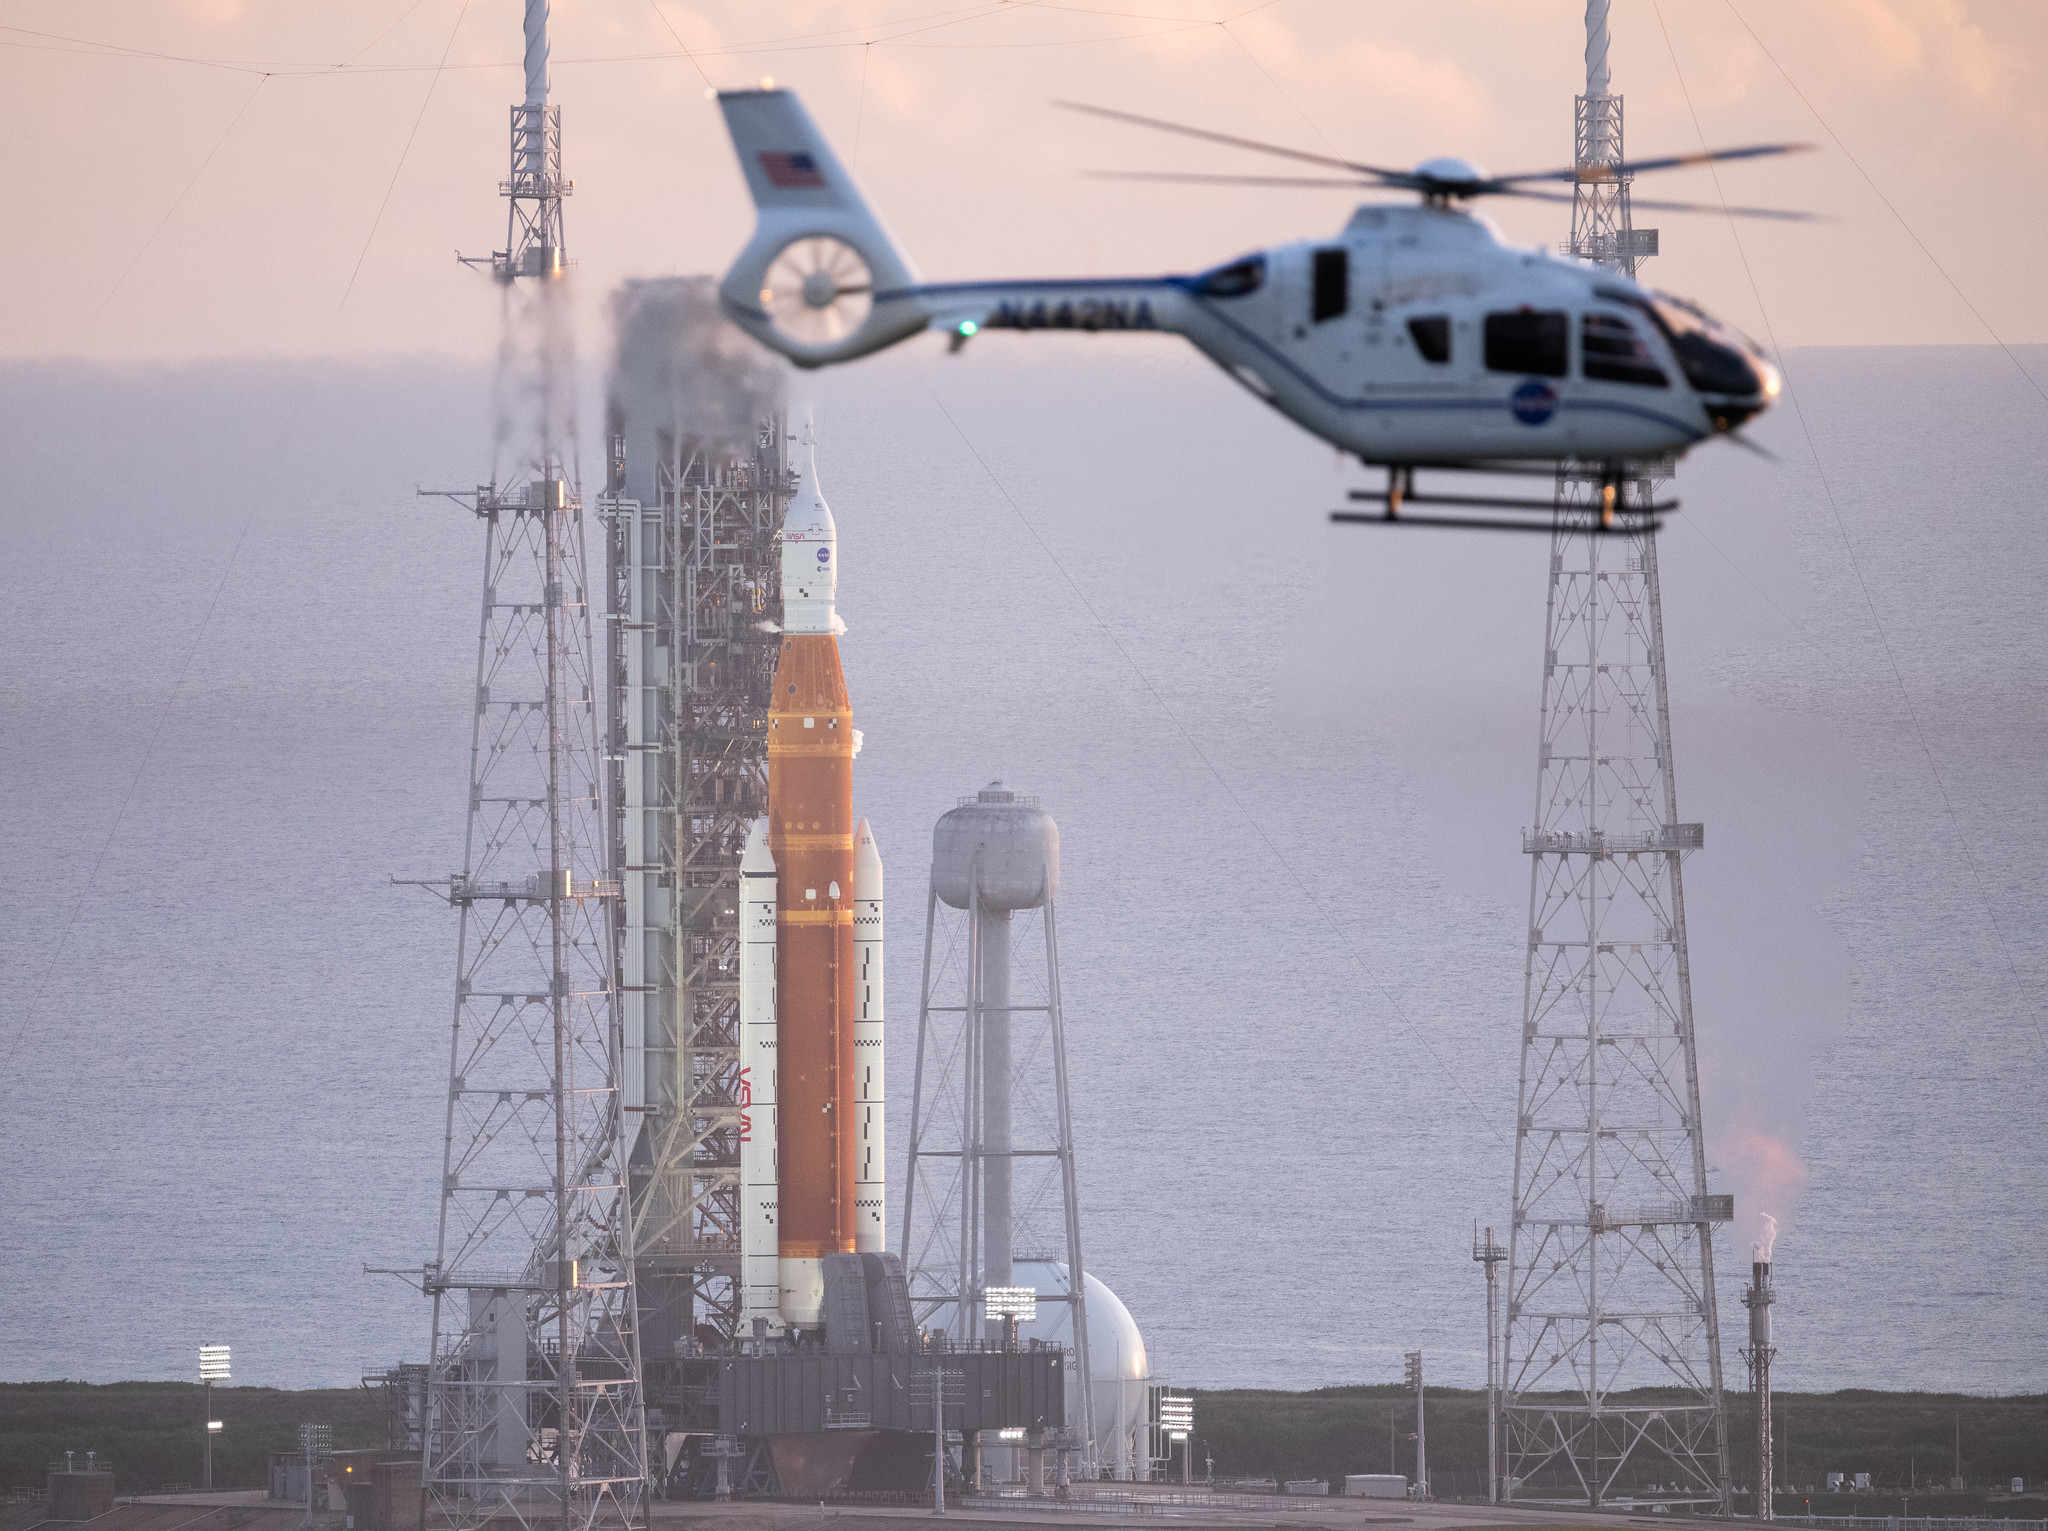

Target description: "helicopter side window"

left=1312, top=248, right=1348, bottom=323
left=1196, top=255, right=1266, bottom=298
left=1407, top=316, right=1451, bottom=364
left=1581, top=312, right=1668, bottom=387
left=1484, top=310, right=1567, bottom=376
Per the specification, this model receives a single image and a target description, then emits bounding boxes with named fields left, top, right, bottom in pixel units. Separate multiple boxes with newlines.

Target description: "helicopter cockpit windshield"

left=1195, top=254, right=1266, bottom=297
left=1597, top=284, right=1778, bottom=429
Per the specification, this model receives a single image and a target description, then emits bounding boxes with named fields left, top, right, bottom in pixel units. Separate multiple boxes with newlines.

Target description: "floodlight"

left=984, top=1286, right=1037, bottom=1321
left=207, top=1422, right=223, bottom=1433
left=1160, top=1394, right=1194, bottom=1442
left=199, top=1344, right=232, bottom=1381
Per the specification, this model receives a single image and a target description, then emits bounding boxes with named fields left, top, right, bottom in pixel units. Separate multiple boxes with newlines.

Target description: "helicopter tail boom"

left=716, top=89, right=926, bottom=367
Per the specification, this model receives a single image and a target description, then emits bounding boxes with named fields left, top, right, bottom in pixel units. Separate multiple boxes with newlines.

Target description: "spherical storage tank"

left=932, top=785, right=1059, bottom=911
left=926, top=1262, right=1150, bottom=1480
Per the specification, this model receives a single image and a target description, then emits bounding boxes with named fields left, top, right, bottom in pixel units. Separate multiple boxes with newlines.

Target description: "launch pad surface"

left=640, top=1492, right=1712, bottom=1531
left=38, top=1490, right=1632, bottom=1531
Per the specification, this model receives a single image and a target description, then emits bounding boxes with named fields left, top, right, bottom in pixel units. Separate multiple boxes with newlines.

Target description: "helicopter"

left=711, top=89, right=1804, bottom=529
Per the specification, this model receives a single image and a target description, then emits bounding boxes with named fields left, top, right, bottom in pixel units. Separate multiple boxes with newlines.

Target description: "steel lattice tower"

left=1499, top=0, right=1731, bottom=1511
left=600, top=421, right=790, bottom=1419
left=902, top=788, right=1101, bottom=1477
left=419, top=6, right=648, bottom=1528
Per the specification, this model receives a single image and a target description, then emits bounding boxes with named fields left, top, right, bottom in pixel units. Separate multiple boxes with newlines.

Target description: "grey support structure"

left=902, top=787, right=1098, bottom=1479
left=1500, top=0, right=1731, bottom=1512
left=600, top=422, right=790, bottom=1383
left=418, top=8, right=648, bottom=1526
left=420, top=470, right=649, bottom=1531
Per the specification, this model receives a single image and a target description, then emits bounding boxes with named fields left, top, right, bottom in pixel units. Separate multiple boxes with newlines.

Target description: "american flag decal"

left=758, top=151, right=827, bottom=189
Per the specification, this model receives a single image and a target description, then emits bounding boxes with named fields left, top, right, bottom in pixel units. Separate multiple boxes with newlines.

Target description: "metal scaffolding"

left=1499, top=0, right=1730, bottom=1512
left=419, top=472, right=648, bottom=1531
left=599, top=422, right=790, bottom=1423
left=901, top=789, right=1099, bottom=1479
left=417, top=5, right=648, bottom=1525
left=1743, top=1260, right=1777, bottom=1520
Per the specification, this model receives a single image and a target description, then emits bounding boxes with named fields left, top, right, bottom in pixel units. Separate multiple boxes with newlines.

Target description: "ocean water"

left=1, top=342, right=2042, bottom=1396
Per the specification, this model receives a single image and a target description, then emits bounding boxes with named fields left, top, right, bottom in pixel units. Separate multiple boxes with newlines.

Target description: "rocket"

left=737, top=438, right=884, bottom=1338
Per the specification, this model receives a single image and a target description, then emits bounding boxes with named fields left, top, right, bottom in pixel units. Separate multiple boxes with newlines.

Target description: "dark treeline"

left=2, top=1383, right=384, bottom=1494
left=1191, top=1386, right=2048, bottom=1508
left=5, top=1382, right=2045, bottom=1509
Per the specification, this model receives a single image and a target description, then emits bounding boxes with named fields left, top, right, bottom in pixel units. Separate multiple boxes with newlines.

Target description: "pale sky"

left=7, top=0, right=2045, bottom=360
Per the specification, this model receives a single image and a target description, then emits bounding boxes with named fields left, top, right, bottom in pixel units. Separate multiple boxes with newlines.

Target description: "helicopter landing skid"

left=1333, top=464, right=1675, bottom=534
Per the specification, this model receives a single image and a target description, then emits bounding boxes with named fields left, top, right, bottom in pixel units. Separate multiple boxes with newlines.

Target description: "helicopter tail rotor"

left=716, top=89, right=927, bottom=367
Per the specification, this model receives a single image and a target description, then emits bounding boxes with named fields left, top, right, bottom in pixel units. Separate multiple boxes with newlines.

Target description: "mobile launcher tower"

left=598, top=385, right=792, bottom=1409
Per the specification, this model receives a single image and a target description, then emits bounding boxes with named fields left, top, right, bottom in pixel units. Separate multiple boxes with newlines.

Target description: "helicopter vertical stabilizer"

left=716, top=89, right=926, bottom=366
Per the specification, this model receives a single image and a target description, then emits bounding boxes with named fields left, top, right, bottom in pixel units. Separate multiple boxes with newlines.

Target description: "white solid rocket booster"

left=738, top=819, right=781, bottom=1331
left=853, top=819, right=885, bottom=1253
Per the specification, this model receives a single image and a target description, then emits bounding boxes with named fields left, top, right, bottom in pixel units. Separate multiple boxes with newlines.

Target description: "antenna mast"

left=1498, top=0, right=1731, bottom=1512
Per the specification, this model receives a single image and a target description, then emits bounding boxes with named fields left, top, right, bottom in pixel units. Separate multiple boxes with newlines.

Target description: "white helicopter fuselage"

left=713, top=89, right=1778, bottom=468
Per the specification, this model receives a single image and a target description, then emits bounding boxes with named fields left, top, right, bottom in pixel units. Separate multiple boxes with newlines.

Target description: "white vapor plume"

left=1753, top=1212, right=1779, bottom=1264
left=606, top=276, right=784, bottom=507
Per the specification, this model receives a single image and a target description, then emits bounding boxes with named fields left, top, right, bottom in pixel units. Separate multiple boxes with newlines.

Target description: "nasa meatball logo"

left=817, top=546, right=831, bottom=564
left=1511, top=379, right=1559, bottom=425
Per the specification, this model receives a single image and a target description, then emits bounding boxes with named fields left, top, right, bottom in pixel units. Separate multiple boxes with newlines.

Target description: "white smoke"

left=1753, top=1211, right=1779, bottom=1264
left=606, top=275, right=784, bottom=504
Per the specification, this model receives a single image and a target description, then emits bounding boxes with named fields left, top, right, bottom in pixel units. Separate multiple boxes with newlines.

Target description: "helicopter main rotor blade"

left=1057, top=100, right=1415, bottom=187
left=1084, top=170, right=1374, bottom=188
left=1494, top=185, right=1818, bottom=220
left=1484, top=142, right=1811, bottom=189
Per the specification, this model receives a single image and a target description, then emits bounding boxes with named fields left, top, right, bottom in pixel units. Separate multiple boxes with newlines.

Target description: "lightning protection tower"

left=418, top=5, right=648, bottom=1529
left=1500, top=0, right=1731, bottom=1512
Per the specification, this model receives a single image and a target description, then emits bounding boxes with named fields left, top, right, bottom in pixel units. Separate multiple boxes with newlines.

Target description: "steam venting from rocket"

left=606, top=276, right=784, bottom=504
left=1753, top=1211, right=1779, bottom=1264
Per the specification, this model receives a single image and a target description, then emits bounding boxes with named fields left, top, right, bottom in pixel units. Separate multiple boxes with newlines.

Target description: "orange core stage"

left=767, top=633, right=857, bottom=1317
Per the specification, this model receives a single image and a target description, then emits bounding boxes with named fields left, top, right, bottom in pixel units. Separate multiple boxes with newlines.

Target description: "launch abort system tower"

left=1499, top=0, right=1731, bottom=1511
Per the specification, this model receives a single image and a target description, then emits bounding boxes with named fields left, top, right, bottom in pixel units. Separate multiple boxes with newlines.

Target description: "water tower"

left=903, top=785, right=1151, bottom=1478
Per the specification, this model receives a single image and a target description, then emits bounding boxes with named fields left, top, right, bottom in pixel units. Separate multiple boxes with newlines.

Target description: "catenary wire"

left=0, top=491, right=265, bottom=1084
left=3, top=0, right=506, bottom=1082
left=0, top=5, right=1205, bottom=77
left=340, top=0, right=475, bottom=311
left=343, top=0, right=439, bottom=67
left=640, top=0, right=716, bottom=90
left=1650, top=0, right=2047, bottom=1061
left=1719, top=1, right=2047, bottom=412
left=89, top=72, right=269, bottom=328
left=931, top=398, right=1507, bottom=1150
